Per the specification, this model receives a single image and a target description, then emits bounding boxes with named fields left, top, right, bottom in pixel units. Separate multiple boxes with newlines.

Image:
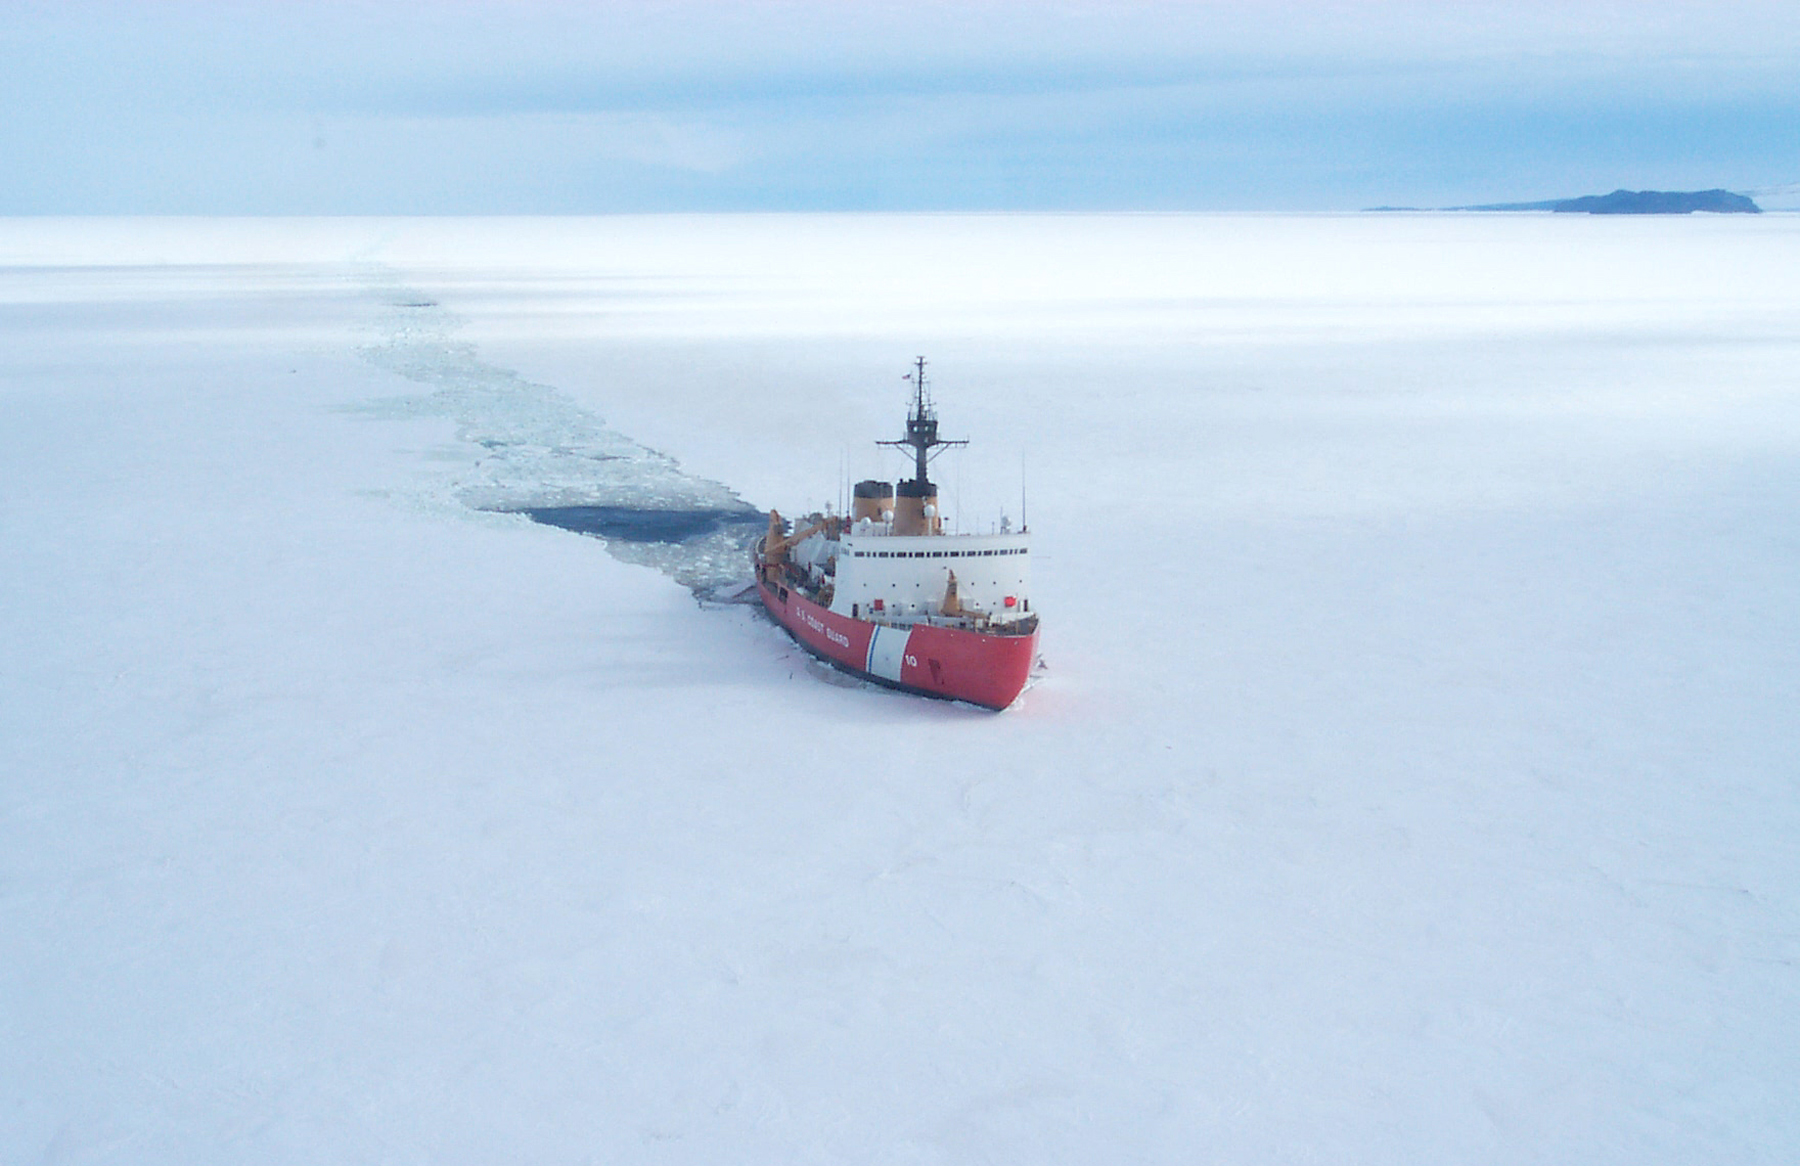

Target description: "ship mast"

left=879, top=356, right=966, bottom=490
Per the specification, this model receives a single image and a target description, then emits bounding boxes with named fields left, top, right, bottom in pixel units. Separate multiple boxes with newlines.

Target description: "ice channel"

left=352, top=277, right=765, bottom=596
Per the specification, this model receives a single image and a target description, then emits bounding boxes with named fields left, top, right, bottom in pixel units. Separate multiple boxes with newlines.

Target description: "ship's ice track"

left=350, top=273, right=763, bottom=596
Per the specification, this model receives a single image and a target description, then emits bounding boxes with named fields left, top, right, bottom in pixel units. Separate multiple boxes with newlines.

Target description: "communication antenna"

left=878, top=356, right=966, bottom=488
left=1021, top=451, right=1028, bottom=533
left=954, top=445, right=962, bottom=534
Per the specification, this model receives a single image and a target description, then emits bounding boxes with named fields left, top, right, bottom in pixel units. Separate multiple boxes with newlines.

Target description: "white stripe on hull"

left=864, top=624, right=912, bottom=682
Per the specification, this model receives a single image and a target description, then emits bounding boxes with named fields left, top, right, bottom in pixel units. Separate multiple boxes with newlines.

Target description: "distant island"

left=1369, top=189, right=1763, bottom=215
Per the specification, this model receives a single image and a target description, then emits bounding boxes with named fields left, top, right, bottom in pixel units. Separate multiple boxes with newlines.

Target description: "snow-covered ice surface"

left=3, top=214, right=1798, bottom=1163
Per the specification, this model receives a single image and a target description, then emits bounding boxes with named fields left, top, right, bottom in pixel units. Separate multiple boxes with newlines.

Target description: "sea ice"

left=3, top=214, right=1797, bottom=1164
left=349, top=276, right=766, bottom=593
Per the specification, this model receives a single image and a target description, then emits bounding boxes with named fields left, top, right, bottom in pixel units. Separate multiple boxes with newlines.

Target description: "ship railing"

left=859, top=612, right=1039, bottom=636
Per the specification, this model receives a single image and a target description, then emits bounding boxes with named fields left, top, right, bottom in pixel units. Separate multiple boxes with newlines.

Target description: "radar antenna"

left=878, top=356, right=966, bottom=490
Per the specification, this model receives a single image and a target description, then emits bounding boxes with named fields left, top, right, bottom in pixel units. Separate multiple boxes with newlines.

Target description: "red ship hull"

left=758, top=577, right=1037, bottom=710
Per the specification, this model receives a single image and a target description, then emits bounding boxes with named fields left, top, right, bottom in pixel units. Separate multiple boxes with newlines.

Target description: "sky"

left=2, top=0, right=1798, bottom=213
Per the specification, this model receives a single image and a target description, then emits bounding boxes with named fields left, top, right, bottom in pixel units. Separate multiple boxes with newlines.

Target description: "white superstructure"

left=830, top=532, right=1031, bottom=622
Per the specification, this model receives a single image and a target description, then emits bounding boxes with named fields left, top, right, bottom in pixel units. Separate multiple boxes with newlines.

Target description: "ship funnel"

left=891, top=477, right=940, bottom=536
left=851, top=479, right=893, bottom=522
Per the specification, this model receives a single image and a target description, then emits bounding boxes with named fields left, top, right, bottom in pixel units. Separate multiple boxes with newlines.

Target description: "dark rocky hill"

left=1370, top=189, right=1764, bottom=214
left=1550, top=189, right=1761, bottom=214
left=1451, top=189, right=1762, bottom=214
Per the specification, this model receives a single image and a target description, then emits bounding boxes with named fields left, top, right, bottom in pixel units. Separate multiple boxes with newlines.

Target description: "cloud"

left=3, top=0, right=1797, bottom=212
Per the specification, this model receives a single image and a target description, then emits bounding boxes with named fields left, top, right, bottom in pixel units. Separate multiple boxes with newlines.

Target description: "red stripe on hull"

left=759, top=580, right=1037, bottom=710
